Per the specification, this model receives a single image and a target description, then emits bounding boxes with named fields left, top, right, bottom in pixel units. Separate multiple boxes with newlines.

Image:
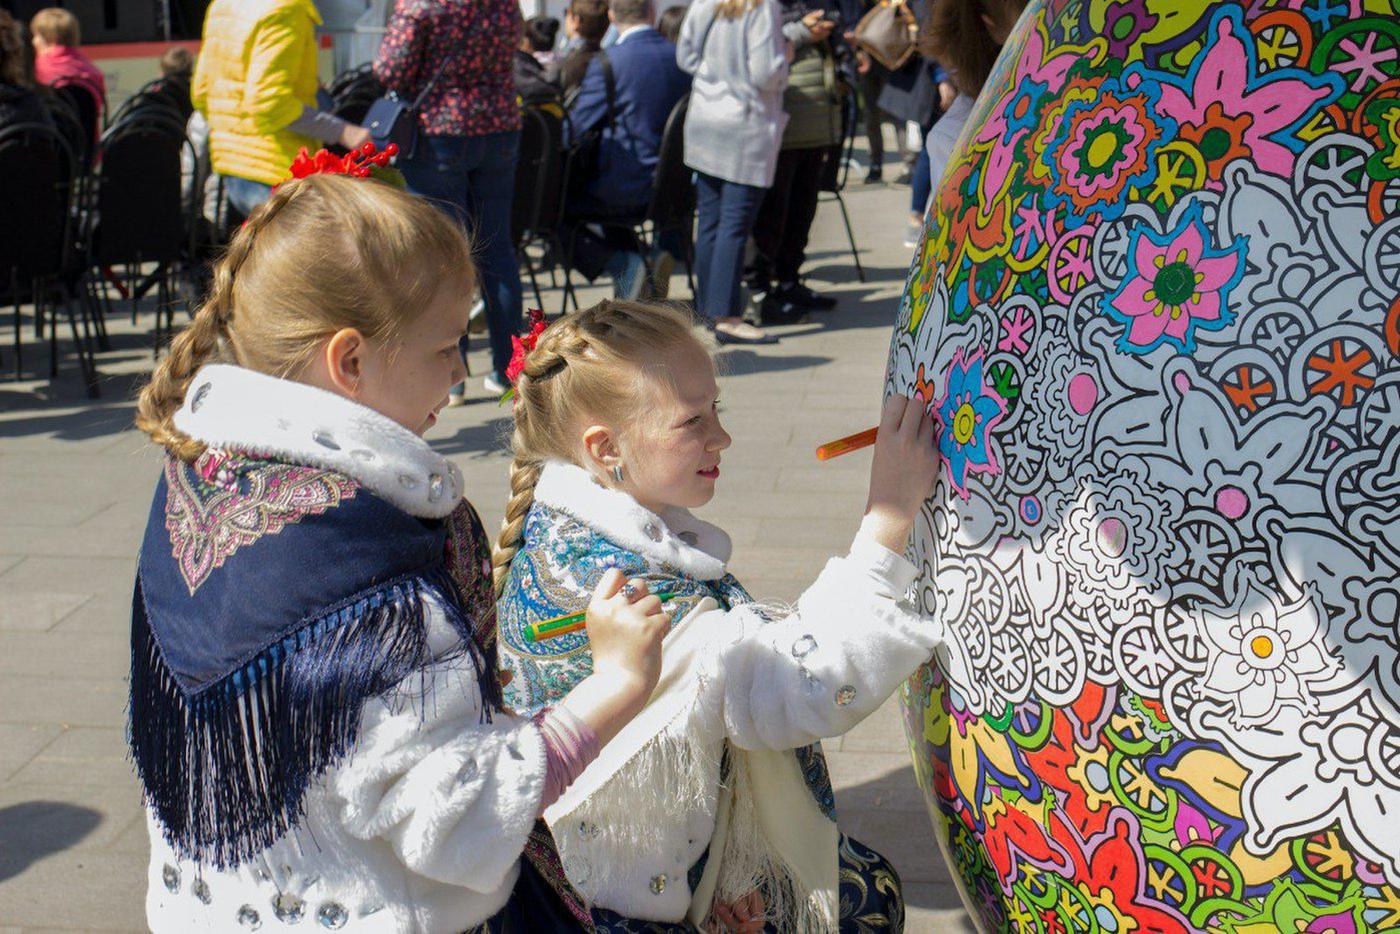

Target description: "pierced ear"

left=323, top=328, right=366, bottom=397
left=580, top=424, right=621, bottom=474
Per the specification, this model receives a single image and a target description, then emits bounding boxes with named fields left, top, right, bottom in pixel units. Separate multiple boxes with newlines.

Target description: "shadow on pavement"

left=0, top=801, right=103, bottom=882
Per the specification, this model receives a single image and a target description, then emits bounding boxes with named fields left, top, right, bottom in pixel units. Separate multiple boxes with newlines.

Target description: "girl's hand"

left=556, top=570, right=670, bottom=748
left=711, top=890, right=766, bottom=933
left=863, top=393, right=940, bottom=553
left=586, top=569, right=669, bottom=702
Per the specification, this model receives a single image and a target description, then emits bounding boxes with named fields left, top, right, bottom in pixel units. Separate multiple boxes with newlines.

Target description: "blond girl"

left=496, top=300, right=946, bottom=931
left=128, top=173, right=668, bottom=932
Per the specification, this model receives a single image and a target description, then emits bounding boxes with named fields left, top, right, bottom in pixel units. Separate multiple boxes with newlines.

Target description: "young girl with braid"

left=495, top=300, right=947, bottom=931
left=128, top=170, right=669, bottom=932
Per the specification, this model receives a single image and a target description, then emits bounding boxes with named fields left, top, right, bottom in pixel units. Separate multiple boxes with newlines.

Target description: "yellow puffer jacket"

left=191, top=0, right=322, bottom=187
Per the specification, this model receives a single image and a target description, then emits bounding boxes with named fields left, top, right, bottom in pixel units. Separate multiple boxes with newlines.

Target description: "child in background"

left=30, top=7, right=106, bottom=121
left=497, top=300, right=946, bottom=930
left=129, top=170, right=666, bottom=932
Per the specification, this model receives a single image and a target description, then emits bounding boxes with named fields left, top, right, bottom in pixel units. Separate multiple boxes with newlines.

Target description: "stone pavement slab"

left=0, top=166, right=970, bottom=930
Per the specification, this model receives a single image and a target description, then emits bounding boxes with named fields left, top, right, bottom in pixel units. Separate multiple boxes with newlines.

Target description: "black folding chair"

left=0, top=122, right=99, bottom=395
left=513, top=103, right=578, bottom=313
left=818, top=74, right=866, bottom=282
left=54, top=83, right=101, bottom=148
left=108, top=78, right=187, bottom=128
left=559, top=93, right=695, bottom=310
left=330, top=66, right=385, bottom=126
left=87, top=111, right=193, bottom=353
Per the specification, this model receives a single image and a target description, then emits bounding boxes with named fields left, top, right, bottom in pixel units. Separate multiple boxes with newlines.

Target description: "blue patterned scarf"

left=498, top=502, right=836, bottom=821
left=129, top=449, right=500, bottom=869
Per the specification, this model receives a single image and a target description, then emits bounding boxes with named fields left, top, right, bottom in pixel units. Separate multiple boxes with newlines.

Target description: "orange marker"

left=815, top=426, right=879, bottom=460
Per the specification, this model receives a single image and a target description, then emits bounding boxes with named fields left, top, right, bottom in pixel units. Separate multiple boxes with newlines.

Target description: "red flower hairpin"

left=500, top=309, right=549, bottom=404
left=285, top=142, right=406, bottom=188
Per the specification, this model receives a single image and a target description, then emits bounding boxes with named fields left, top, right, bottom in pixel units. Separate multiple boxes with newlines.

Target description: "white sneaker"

left=446, top=385, right=466, bottom=407
left=467, top=298, right=488, bottom=335
left=904, top=220, right=922, bottom=249
left=483, top=373, right=509, bottom=395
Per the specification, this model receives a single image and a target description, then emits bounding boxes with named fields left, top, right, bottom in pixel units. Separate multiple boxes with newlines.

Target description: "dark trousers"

left=693, top=172, right=766, bottom=321
left=860, top=65, right=894, bottom=167
left=400, top=131, right=523, bottom=380
left=749, top=146, right=829, bottom=290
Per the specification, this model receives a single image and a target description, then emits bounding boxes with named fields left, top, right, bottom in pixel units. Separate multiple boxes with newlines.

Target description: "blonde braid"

left=134, top=186, right=299, bottom=462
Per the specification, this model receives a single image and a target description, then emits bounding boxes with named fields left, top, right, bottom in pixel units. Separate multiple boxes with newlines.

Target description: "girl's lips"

left=698, top=466, right=720, bottom=479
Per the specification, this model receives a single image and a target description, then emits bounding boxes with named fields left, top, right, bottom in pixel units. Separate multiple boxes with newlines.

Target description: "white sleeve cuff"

left=850, top=516, right=918, bottom=596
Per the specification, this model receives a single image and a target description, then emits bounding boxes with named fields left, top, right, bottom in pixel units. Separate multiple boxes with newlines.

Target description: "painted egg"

left=887, top=1, right=1400, bottom=931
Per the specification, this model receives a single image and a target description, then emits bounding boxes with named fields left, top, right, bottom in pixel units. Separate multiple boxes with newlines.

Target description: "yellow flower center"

left=1250, top=634, right=1274, bottom=658
left=953, top=402, right=977, bottom=444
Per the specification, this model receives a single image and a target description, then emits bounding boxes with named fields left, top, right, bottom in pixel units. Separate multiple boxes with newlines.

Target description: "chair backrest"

left=513, top=104, right=568, bottom=245
left=0, top=123, right=76, bottom=282
left=109, top=78, right=187, bottom=127
left=40, top=91, right=92, bottom=172
left=91, top=115, right=188, bottom=265
left=646, top=94, right=693, bottom=233
left=330, top=64, right=381, bottom=101
left=54, top=83, right=100, bottom=144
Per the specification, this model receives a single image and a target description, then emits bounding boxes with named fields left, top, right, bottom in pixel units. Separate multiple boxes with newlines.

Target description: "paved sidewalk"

left=0, top=174, right=972, bottom=931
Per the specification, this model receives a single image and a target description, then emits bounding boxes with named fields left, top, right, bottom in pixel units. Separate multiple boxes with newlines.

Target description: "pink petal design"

left=1134, top=232, right=1167, bottom=279
left=1164, top=311, right=1194, bottom=341
left=1113, top=276, right=1156, bottom=317
left=1193, top=252, right=1240, bottom=291
left=1127, top=311, right=1170, bottom=348
left=1189, top=291, right=1222, bottom=323
left=1169, top=221, right=1207, bottom=268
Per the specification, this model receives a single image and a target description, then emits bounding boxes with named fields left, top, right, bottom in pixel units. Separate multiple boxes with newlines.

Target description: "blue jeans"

left=224, top=175, right=273, bottom=217
left=401, top=131, right=523, bottom=380
left=693, top=172, right=765, bottom=321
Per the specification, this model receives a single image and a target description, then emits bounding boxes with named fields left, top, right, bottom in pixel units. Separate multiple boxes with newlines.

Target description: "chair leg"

left=11, top=268, right=22, bottom=379
left=89, top=275, right=111, bottom=351
left=129, top=263, right=139, bottom=324
left=556, top=232, right=580, bottom=315
left=833, top=191, right=866, bottom=283
left=62, top=284, right=100, bottom=398
left=45, top=282, right=59, bottom=379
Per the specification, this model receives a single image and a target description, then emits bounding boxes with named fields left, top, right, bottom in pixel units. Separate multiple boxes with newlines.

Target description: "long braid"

left=134, top=186, right=298, bottom=462
left=491, top=337, right=577, bottom=596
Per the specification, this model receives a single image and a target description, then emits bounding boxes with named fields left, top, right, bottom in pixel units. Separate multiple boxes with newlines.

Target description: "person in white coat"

left=494, top=301, right=947, bottom=930
left=127, top=172, right=668, bottom=933
left=675, top=0, right=809, bottom=346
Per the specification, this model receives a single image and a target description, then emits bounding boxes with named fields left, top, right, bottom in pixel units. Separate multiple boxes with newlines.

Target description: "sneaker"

left=650, top=250, right=676, bottom=300
left=778, top=282, right=837, bottom=311
left=610, top=251, right=648, bottom=302
left=467, top=298, right=488, bottom=335
left=903, top=219, right=922, bottom=249
left=863, top=166, right=883, bottom=184
left=747, top=290, right=806, bottom=326
left=483, top=372, right=510, bottom=396
left=447, top=384, right=467, bottom=407
left=894, top=168, right=912, bottom=186
left=714, top=321, right=779, bottom=344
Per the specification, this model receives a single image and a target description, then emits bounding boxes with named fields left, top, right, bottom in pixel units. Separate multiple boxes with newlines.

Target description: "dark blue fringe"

left=128, top=567, right=498, bottom=869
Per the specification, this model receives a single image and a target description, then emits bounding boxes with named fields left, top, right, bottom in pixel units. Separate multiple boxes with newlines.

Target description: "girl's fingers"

left=594, top=567, right=625, bottom=600
left=633, top=594, right=663, bottom=616
left=897, top=392, right=925, bottom=434
left=880, top=393, right=908, bottom=432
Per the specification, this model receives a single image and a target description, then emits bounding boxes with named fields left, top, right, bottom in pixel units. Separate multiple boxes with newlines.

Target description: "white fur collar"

left=533, top=461, right=732, bottom=580
left=172, top=364, right=464, bottom=519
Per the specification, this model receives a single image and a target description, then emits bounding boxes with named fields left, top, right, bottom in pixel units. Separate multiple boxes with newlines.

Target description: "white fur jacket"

left=498, top=462, right=947, bottom=927
left=142, top=365, right=546, bottom=934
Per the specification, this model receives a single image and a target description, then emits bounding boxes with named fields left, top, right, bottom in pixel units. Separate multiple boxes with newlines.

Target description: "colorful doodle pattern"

left=885, top=1, right=1400, bottom=931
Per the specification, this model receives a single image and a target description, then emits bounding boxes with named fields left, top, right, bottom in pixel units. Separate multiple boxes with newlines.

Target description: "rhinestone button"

left=311, top=431, right=340, bottom=450
left=162, top=864, right=180, bottom=893
left=272, top=892, right=305, bottom=923
left=791, top=635, right=817, bottom=659
left=428, top=473, right=446, bottom=502
left=678, top=530, right=699, bottom=545
left=316, top=902, right=348, bottom=929
left=644, top=522, right=663, bottom=542
left=192, top=879, right=212, bottom=905
left=397, top=473, right=420, bottom=490
left=456, top=757, right=478, bottom=784
left=190, top=382, right=211, bottom=412
left=236, top=905, right=262, bottom=929
left=650, top=873, right=667, bottom=894
left=835, top=684, right=857, bottom=706
left=577, top=820, right=599, bottom=840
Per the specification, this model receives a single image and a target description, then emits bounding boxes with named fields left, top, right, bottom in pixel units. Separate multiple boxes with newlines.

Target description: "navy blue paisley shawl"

left=129, top=449, right=501, bottom=870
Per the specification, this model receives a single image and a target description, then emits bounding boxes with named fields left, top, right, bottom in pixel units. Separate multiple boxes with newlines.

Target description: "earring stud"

left=610, top=464, right=624, bottom=483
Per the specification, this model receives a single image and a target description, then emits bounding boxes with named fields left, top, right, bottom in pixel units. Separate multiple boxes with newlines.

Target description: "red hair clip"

left=285, top=142, right=404, bottom=186
left=500, top=309, right=550, bottom=404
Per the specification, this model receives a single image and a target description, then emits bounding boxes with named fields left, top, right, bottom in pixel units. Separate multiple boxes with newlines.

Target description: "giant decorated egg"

left=886, top=1, right=1400, bottom=931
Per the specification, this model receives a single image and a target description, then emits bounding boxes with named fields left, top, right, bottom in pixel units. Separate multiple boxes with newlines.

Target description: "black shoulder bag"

left=365, top=39, right=460, bottom=161
left=565, top=53, right=617, bottom=200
